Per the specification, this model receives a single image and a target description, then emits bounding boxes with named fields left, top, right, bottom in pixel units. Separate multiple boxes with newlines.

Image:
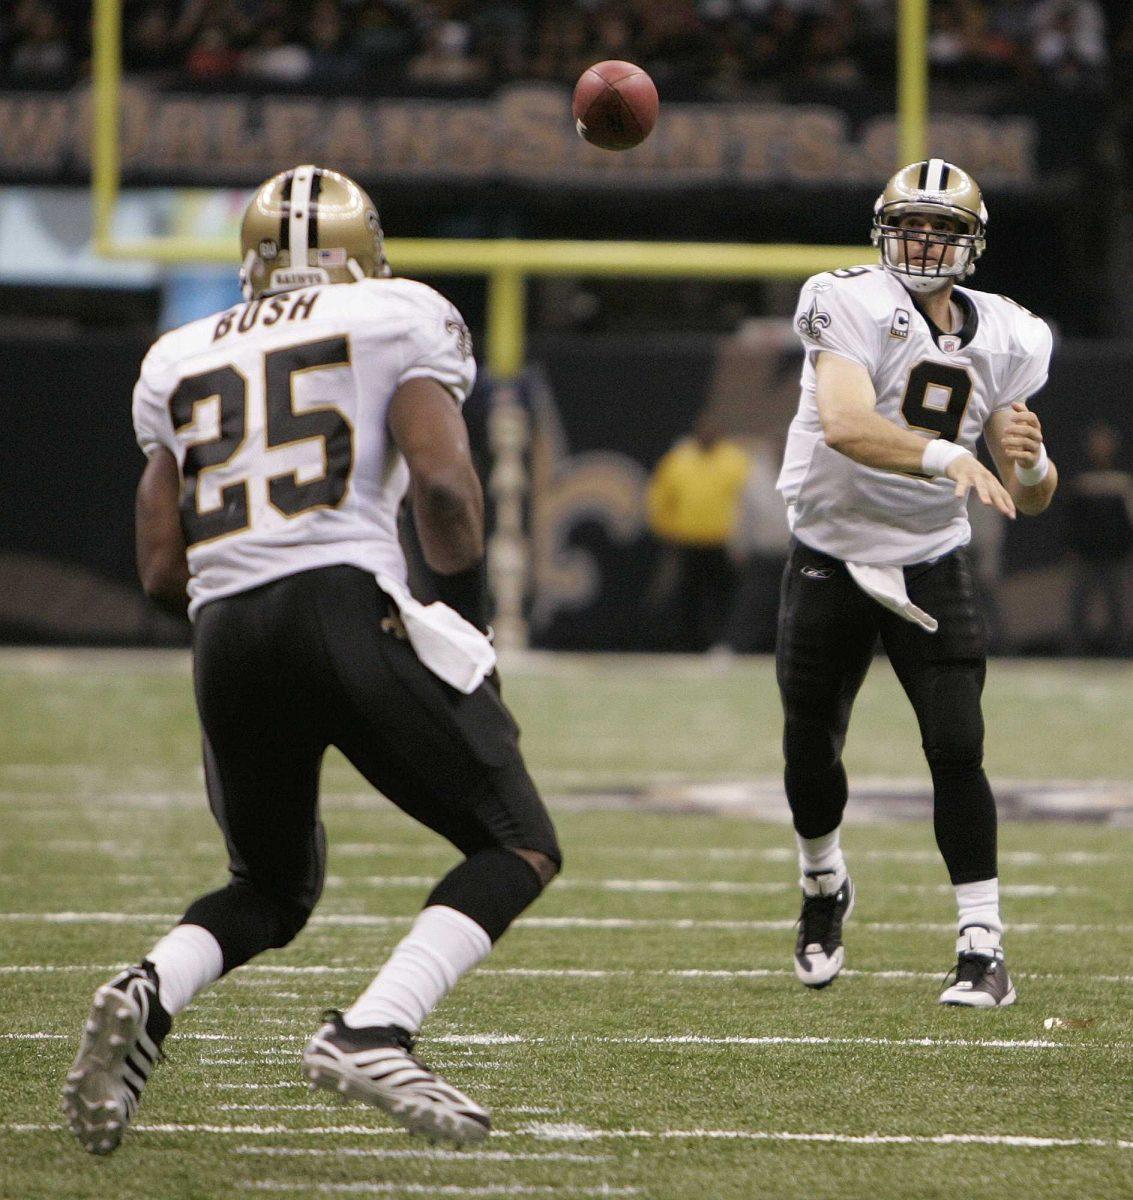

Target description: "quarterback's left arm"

left=136, top=448, right=190, bottom=613
left=984, top=403, right=1059, bottom=516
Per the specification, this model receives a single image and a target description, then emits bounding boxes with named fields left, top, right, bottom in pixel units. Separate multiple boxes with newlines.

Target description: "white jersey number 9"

left=900, top=360, right=973, bottom=444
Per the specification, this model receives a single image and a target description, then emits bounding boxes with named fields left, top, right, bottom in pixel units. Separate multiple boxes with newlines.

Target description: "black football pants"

left=776, top=540, right=996, bottom=885
left=184, top=565, right=560, bottom=972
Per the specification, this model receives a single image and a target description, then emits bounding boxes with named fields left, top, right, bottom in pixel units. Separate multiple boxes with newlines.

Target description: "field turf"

left=0, top=649, right=1130, bottom=1200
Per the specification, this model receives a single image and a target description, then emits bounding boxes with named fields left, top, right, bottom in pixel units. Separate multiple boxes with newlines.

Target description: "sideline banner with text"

left=0, top=85, right=1054, bottom=189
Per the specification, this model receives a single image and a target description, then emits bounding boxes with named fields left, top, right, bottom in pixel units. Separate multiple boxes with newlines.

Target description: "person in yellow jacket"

left=646, top=415, right=750, bottom=651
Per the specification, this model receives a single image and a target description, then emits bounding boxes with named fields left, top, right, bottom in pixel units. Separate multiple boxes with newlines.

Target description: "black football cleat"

left=302, top=1010, right=490, bottom=1144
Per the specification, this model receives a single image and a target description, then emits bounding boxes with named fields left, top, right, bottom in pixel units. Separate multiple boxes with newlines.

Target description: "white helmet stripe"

left=924, top=158, right=948, bottom=192
left=288, top=165, right=316, bottom=268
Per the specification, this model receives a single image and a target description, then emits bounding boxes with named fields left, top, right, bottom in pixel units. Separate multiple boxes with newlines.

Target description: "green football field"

left=1, top=649, right=1130, bottom=1200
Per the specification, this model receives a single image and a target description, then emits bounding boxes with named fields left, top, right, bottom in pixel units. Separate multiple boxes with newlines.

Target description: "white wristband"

left=921, top=439, right=972, bottom=478
left=1014, top=444, right=1050, bottom=487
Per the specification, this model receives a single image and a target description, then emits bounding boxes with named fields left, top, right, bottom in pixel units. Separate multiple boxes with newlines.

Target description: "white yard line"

left=5, top=1121, right=1128, bottom=1153
left=0, top=1032, right=222, bottom=1042
left=11, top=913, right=1071, bottom=934
left=1, top=1123, right=427, bottom=1134
left=219, top=1105, right=343, bottom=1113
left=320, top=875, right=1076, bottom=898
left=5, top=955, right=1133, bottom=980
left=625, top=847, right=1120, bottom=866
left=9, top=1030, right=1121, bottom=1051
left=239, top=1185, right=640, bottom=1197
left=234, top=1147, right=607, bottom=1162
left=217, top=1083, right=309, bottom=1090
left=306, top=844, right=1125, bottom=866
left=218, top=964, right=1133, bottom=984
left=582, top=1035, right=1104, bottom=1050
left=483, top=967, right=1133, bottom=984
left=518, top=1122, right=1133, bottom=1150
left=420, top=1032, right=1126, bottom=1051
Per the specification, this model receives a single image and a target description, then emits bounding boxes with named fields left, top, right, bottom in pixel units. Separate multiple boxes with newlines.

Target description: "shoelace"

left=940, top=951, right=995, bottom=991
left=123, top=968, right=170, bottom=1065
left=797, top=890, right=844, bottom=947
left=321, top=1008, right=418, bottom=1055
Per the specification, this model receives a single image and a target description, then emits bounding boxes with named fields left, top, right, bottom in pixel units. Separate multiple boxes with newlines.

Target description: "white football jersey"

left=133, top=278, right=476, bottom=616
left=777, top=264, right=1052, bottom=565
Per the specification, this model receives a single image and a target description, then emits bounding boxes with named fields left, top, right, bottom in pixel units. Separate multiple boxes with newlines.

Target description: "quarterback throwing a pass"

left=776, top=159, right=1057, bottom=1006
left=63, top=166, right=561, bottom=1153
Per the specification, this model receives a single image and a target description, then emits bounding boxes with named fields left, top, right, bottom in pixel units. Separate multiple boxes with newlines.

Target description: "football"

left=572, top=60, right=659, bottom=151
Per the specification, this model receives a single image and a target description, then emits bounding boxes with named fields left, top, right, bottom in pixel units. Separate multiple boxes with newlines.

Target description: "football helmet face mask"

left=871, top=159, right=987, bottom=295
left=239, top=164, right=390, bottom=300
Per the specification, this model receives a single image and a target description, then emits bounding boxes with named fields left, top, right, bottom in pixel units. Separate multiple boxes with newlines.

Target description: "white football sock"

left=796, top=829, right=846, bottom=888
left=954, top=878, right=1002, bottom=940
left=145, top=923, right=224, bottom=1015
left=343, top=905, right=492, bottom=1034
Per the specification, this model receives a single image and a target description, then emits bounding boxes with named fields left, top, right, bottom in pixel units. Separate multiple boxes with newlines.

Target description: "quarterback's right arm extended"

left=815, top=351, right=1016, bottom=518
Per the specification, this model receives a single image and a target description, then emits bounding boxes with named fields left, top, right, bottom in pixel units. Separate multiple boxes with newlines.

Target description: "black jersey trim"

left=910, top=288, right=979, bottom=350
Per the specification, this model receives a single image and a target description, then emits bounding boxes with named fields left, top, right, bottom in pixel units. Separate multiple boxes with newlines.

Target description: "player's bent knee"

left=274, top=895, right=316, bottom=945
left=509, top=847, right=560, bottom=889
left=784, top=728, right=846, bottom=771
left=923, top=742, right=984, bottom=775
left=427, top=845, right=554, bottom=943
left=182, top=879, right=316, bottom=972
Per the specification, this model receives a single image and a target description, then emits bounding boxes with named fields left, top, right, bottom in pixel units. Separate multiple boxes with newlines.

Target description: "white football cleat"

left=302, top=1010, right=490, bottom=1144
left=794, top=871, right=855, bottom=988
left=939, top=926, right=1016, bottom=1007
left=62, top=962, right=171, bottom=1155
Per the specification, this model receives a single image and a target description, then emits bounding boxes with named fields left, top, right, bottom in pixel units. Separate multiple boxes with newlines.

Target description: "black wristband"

left=434, top=561, right=488, bottom=632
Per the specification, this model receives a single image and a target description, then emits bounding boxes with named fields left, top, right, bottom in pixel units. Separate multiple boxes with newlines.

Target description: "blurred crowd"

left=1, top=0, right=1129, bottom=100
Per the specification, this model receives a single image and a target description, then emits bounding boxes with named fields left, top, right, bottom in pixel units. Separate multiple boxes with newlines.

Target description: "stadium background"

left=1, top=6, right=1132, bottom=1200
left=1, top=0, right=1131, bottom=652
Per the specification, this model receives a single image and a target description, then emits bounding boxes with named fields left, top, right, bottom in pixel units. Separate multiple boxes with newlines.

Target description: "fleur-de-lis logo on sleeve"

left=445, top=317, right=473, bottom=360
left=796, top=299, right=832, bottom=341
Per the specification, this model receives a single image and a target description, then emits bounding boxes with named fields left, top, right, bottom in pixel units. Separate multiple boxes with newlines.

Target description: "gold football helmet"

left=871, top=159, right=987, bottom=294
left=239, top=164, right=390, bottom=300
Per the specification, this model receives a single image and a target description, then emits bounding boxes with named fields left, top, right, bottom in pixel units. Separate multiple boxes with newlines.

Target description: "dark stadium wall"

left=0, top=331, right=188, bottom=645
left=524, top=336, right=1133, bottom=653
left=1, top=331, right=1130, bottom=651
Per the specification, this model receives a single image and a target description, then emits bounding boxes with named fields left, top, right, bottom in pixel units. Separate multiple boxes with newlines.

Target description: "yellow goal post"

left=90, top=0, right=928, bottom=380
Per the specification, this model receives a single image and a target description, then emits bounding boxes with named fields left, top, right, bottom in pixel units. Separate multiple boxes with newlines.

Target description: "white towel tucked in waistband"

left=844, top=562, right=938, bottom=633
left=376, top=573, right=497, bottom=694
